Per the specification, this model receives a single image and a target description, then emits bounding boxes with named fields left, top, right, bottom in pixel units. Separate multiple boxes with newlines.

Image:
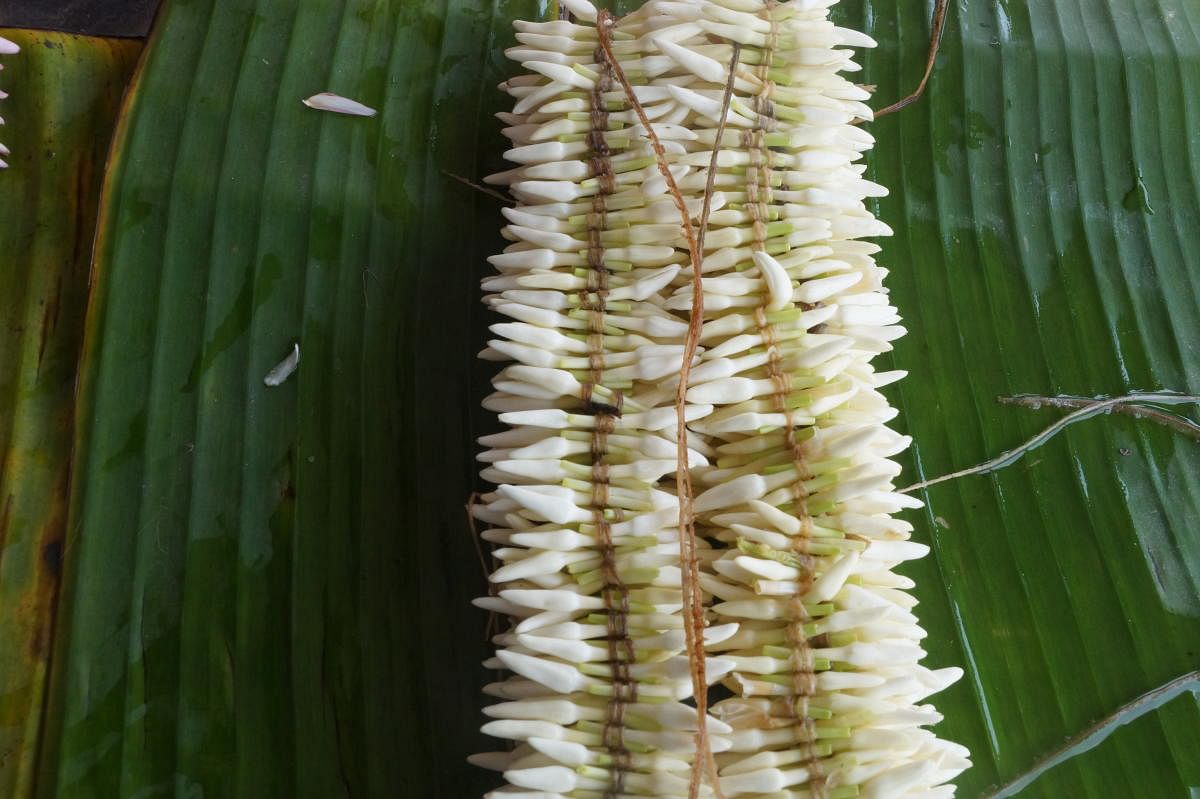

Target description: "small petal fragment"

left=263, top=343, right=300, bottom=386
left=302, top=92, right=376, bottom=117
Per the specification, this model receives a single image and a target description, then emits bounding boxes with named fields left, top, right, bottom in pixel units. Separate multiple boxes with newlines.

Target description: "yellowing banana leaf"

left=0, top=29, right=140, bottom=798
left=12, top=2, right=1199, bottom=799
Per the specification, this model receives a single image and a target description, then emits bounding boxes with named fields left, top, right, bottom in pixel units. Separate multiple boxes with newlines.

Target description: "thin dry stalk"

left=873, top=0, right=950, bottom=119
left=902, top=392, right=1200, bottom=493
left=442, top=170, right=514, bottom=205
left=465, top=492, right=499, bottom=641
left=998, top=393, right=1200, bottom=441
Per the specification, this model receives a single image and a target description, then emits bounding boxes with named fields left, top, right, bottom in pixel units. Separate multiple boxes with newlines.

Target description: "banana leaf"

left=13, top=1, right=1200, bottom=798
left=0, top=29, right=140, bottom=798
left=849, top=1, right=1200, bottom=796
left=34, top=2, right=527, bottom=796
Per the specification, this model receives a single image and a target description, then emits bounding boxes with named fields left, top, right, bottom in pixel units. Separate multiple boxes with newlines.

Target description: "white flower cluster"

left=473, top=1, right=969, bottom=797
left=0, top=35, right=17, bottom=168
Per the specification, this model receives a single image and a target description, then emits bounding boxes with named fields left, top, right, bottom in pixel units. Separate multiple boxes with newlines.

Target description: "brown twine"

left=596, top=12, right=740, bottom=799
left=746, top=7, right=828, bottom=794
left=584, top=48, right=636, bottom=798
left=596, top=493, right=637, bottom=799
left=784, top=618, right=826, bottom=797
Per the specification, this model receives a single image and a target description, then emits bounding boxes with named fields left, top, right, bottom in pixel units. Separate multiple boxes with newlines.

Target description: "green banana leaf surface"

left=35, top=1, right=527, bottom=796
left=5, top=1, right=1199, bottom=798
left=848, top=1, right=1200, bottom=796
left=0, top=29, right=141, bottom=798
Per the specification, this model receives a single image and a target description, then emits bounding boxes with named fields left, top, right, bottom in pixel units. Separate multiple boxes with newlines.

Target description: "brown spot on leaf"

left=0, top=494, right=13, bottom=554
left=72, top=156, right=93, bottom=271
left=35, top=293, right=58, bottom=378
left=41, top=539, right=64, bottom=579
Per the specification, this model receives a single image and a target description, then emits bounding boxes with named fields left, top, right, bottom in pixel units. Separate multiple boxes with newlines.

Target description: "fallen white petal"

left=302, top=92, right=376, bottom=117
left=263, top=343, right=300, bottom=386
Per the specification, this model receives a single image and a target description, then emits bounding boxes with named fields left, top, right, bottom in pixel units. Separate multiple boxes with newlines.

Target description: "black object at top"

left=0, top=0, right=162, bottom=39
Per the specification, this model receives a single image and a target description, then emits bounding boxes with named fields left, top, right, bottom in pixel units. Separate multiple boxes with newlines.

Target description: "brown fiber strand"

left=998, top=393, right=1200, bottom=441
left=464, top=492, right=491, bottom=583
left=441, top=170, right=514, bottom=205
left=901, top=392, right=1199, bottom=493
left=582, top=54, right=635, bottom=797
left=699, top=44, right=741, bottom=254
left=464, top=493, right=499, bottom=641
left=873, top=0, right=950, bottom=118
left=688, top=41, right=742, bottom=799
left=595, top=12, right=736, bottom=799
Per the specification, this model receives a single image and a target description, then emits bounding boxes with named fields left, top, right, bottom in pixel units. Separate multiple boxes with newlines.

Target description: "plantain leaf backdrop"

left=0, top=29, right=141, bottom=797
left=0, top=1, right=1196, bottom=798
